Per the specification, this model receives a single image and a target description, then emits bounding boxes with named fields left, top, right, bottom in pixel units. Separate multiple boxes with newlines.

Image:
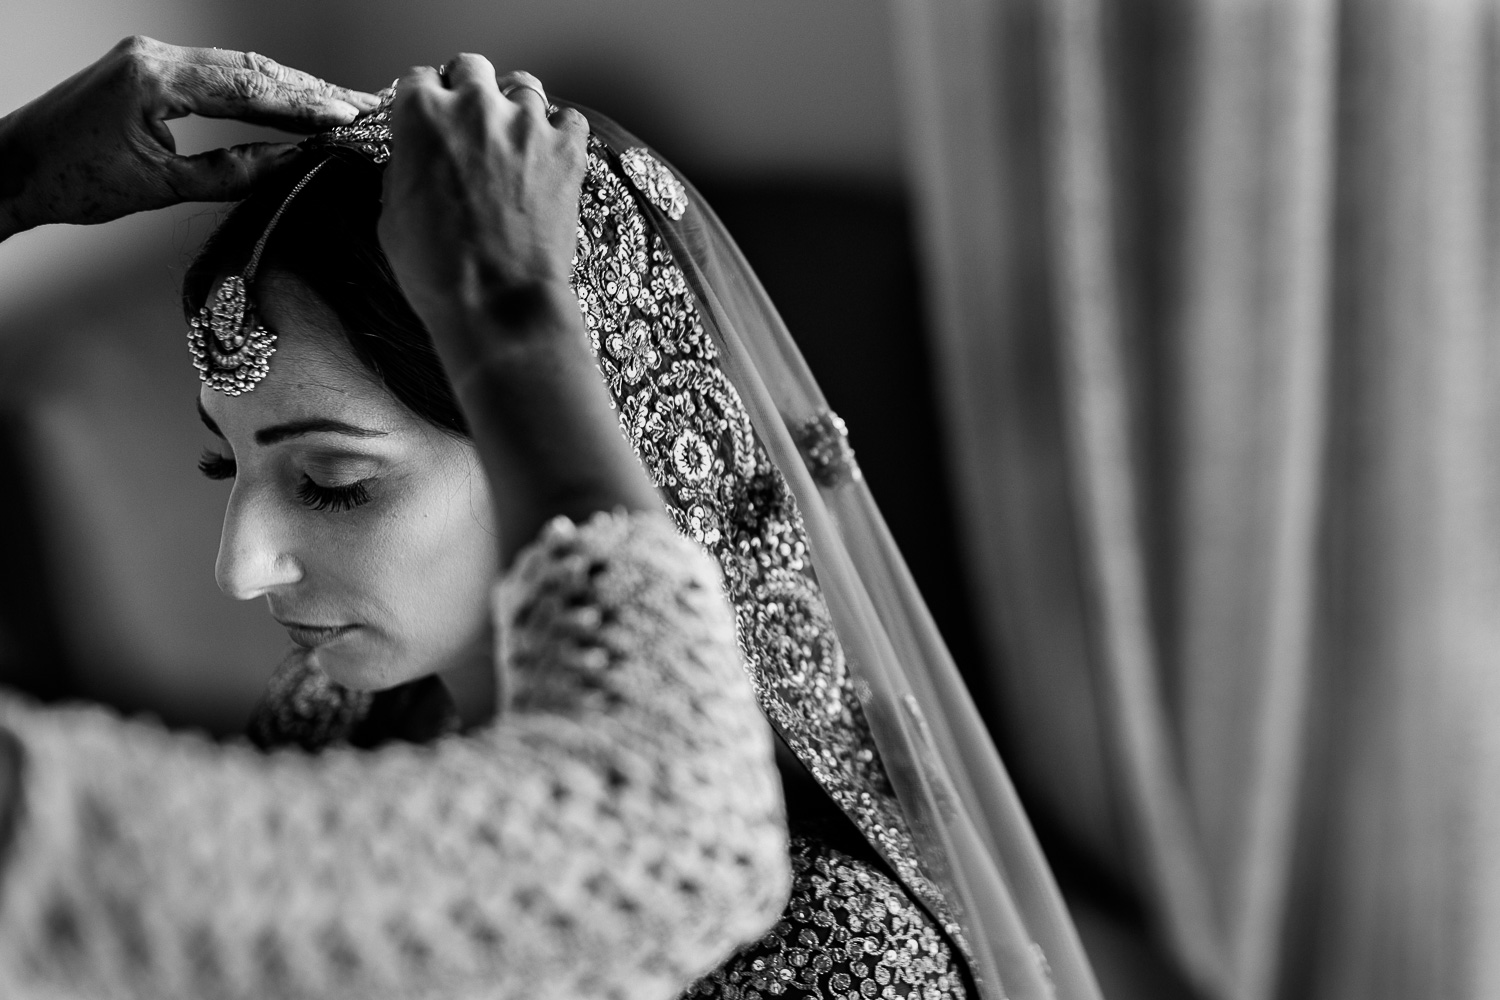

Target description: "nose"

left=214, top=483, right=304, bottom=600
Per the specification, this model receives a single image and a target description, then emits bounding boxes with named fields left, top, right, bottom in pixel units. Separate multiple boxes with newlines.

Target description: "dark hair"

left=183, top=149, right=469, bottom=436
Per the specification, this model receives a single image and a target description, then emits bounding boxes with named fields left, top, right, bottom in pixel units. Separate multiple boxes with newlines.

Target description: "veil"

left=573, top=108, right=1103, bottom=1000
left=274, top=89, right=1104, bottom=1000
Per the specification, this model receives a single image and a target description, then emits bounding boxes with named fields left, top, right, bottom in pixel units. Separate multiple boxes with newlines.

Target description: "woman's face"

left=197, top=272, right=498, bottom=691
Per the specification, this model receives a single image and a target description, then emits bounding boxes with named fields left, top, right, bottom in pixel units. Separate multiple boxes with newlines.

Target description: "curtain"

left=890, top=1, right=1500, bottom=998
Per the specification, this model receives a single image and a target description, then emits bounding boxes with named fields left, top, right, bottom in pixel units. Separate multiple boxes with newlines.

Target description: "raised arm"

left=0, top=52, right=790, bottom=1000
left=0, top=36, right=379, bottom=241
left=377, top=57, right=662, bottom=562
left=0, top=513, right=788, bottom=999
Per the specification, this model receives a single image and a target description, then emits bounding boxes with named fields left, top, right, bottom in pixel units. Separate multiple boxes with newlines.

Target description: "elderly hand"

left=0, top=35, right=380, bottom=239
left=378, top=56, right=590, bottom=368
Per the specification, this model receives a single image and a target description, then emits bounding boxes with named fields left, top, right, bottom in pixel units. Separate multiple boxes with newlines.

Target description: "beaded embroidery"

left=683, top=837, right=969, bottom=1000
left=574, top=137, right=966, bottom=958
left=186, top=275, right=277, bottom=396
left=302, top=84, right=395, bottom=163
left=794, top=410, right=862, bottom=488
left=619, top=147, right=690, bottom=220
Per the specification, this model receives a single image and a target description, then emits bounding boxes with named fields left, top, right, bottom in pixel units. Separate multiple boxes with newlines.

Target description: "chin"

left=301, top=637, right=417, bottom=692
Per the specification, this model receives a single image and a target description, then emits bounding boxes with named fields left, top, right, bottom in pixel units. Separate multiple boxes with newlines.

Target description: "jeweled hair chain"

left=187, top=158, right=330, bottom=396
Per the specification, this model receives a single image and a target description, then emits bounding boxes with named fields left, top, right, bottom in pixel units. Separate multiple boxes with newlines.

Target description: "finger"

left=165, top=142, right=301, bottom=202
left=390, top=65, right=450, bottom=127
left=148, top=115, right=176, bottom=153
left=398, top=64, right=445, bottom=95
left=444, top=53, right=500, bottom=95
left=496, top=70, right=548, bottom=118
left=550, top=105, right=589, bottom=140
left=165, top=42, right=381, bottom=112
left=161, top=62, right=366, bottom=132
left=387, top=66, right=450, bottom=156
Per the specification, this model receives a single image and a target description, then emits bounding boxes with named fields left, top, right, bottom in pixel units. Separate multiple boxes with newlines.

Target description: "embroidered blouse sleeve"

left=0, top=511, right=790, bottom=1000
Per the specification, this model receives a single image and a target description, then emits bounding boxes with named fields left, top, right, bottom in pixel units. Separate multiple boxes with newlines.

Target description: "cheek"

left=402, top=479, right=499, bottom=628
left=297, top=457, right=499, bottom=687
left=360, top=467, right=498, bottom=645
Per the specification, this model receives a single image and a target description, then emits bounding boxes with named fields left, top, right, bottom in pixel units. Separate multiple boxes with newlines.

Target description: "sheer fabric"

left=579, top=112, right=1104, bottom=1000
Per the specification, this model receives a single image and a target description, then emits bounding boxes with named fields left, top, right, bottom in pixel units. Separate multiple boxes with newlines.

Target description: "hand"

left=378, top=56, right=658, bottom=561
left=0, top=35, right=380, bottom=238
left=378, top=56, right=590, bottom=368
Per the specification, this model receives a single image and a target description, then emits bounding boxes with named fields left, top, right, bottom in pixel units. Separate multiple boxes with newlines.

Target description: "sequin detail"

left=302, top=85, right=395, bottom=163
left=682, top=836, right=969, bottom=1000
left=794, top=411, right=862, bottom=488
left=619, top=147, right=690, bottom=220
left=574, top=138, right=965, bottom=957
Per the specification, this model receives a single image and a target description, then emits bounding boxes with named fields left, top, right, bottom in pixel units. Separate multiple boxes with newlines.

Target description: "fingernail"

left=347, top=90, right=383, bottom=110
left=328, top=99, right=362, bottom=122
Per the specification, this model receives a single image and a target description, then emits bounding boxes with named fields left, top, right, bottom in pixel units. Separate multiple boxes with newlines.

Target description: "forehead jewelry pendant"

left=188, top=274, right=275, bottom=396
left=188, top=159, right=329, bottom=396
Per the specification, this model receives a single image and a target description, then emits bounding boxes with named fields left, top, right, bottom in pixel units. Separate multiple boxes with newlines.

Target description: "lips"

left=275, top=620, right=359, bottom=649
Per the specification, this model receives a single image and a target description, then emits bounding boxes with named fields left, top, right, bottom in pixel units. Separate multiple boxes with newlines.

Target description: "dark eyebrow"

left=256, top=419, right=388, bottom=446
left=196, top=399, right=388, bottom=446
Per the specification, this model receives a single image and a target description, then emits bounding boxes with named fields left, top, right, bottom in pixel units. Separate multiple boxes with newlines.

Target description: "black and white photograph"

left=0, top=3, right=1496, bottom=999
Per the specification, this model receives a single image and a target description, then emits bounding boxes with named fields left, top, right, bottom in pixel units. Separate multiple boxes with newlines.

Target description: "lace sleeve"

left=0, top=511, right=790, bottom=1000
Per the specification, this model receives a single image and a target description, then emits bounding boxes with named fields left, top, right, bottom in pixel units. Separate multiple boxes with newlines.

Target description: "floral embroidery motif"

left=681, top=837, right=969, bottom=1000
left=606, top=319, right=661, bottom=384
left=572, top=137, right=968, bottom=962
left=619, top=146, right=690, bottom=220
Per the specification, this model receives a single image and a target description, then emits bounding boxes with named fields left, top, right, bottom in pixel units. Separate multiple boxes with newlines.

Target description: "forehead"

left=198, top=273, right=405, bottom=431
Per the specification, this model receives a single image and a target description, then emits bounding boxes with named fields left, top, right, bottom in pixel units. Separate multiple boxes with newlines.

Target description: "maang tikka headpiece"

left=188, top=88, right=397, bottom=396
left=187, top=160, right=327, bottom=395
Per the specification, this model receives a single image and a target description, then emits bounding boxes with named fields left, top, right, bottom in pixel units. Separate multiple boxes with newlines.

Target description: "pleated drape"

left=891, top=0, right=1500, bottom=998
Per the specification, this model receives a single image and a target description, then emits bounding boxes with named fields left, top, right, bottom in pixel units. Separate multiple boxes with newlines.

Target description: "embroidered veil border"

left=575, top=108, right=1104, bottom=1000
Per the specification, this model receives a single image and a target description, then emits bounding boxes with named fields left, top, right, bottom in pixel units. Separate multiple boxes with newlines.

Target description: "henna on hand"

left=0, top=35, right=380, bottom=238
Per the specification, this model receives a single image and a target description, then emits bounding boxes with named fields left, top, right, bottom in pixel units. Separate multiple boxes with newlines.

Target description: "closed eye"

left=295, top=476, right=372, bottom=512
left=198, top=449, right=236, bottom=481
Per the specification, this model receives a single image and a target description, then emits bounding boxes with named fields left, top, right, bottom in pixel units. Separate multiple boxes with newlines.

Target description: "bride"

left=0, top=38, right=1101, bottom=1000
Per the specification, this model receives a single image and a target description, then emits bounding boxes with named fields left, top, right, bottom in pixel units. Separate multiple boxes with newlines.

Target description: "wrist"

left=438, top=277, right=584, bottom=377
left=463, top=271, right=577, bottom=335
left=436, top=280, right=660, bottom=561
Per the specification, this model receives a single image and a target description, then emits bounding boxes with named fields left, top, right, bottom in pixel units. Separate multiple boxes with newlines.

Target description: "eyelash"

left=198, top=450, right=236, bottom=480
left=197, top=449, right=372, bottom=513
left=294, top=477, right=372, bottom=513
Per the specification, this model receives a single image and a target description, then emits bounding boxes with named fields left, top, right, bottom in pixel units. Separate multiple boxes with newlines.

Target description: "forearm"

left=444, top=279, right=661, bottom=563
left=0, top=514, right=789, bottom=999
